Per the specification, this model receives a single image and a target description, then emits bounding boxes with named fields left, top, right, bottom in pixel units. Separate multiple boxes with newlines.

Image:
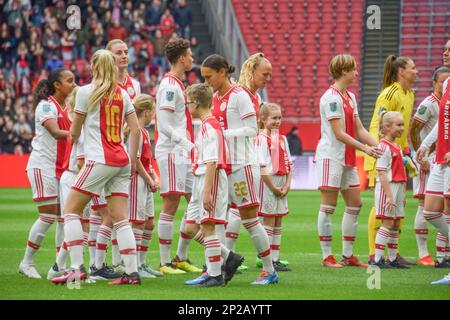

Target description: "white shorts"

left=315, top=158, right=360, bottom=190
left=186, top=170, right=228, bottom=225
left=71, top=160, right=131, bottom=198
left=157, top=153, right=193, bottom=196
left=91, top=192, right=107, bottom=210
left=27, top=168, right=59, bottom=204
left=60, top=170, right=91, bottom=221
left=375, top=182, right=405, bottom=220
left=425, top=164, right=450, bottom=198
left=128, top=174, right=155, bottom=223
left=413, top=169, right=430, bottom=199
left=228, top=165, right=260, bottom=209
left=258, top=174, right=289, bottom=216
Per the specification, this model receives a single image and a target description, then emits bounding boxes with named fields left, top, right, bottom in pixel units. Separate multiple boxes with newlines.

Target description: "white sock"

left=445, top=215, right=450, bottom=260
left=111, top=230, right=122, bottom=266
left=264, top=225, right=274, bottom=260
left=436, top=233, right=448, bottom=263
left=95, top=225, right=112, bottom=269
left=374, top=226, right=390, bottom=263
left=133, top=228, right=144, bottom=265
left=193, top=230, right=205, bottom=245
left=215, top=224, right=226, bottom=245
left=88, top=214, right=101, bottom=267
left=175, top=213, right=191, bottom=261
left=342, top=206, right=360, bottom=258
left=225, top=208, right=241, bottom=251
left=387, top=230, right=399, bottom=262
left=158, top=212, right=174, bottom=265
left=318, top=205, right=335, bottom=260
left=423, top=210, right=449, bottom=236
left=55, top=240, right=68, bottom=270
left=242, top=217, right=274, bottom=273
left=55, top=216, right=65, bottom=259
left=114, top=220, right=137, bottom=275
left=414, top=205, right=429, bottom=258
left=23, top=213, right=56, bottom=264
left=64, top=214, right=84, bottom=269
left=272, top=226, right=282, bottom=261
left=140, top=229, right=153, bottom=265
left=204, top=235, right=222, bottom=277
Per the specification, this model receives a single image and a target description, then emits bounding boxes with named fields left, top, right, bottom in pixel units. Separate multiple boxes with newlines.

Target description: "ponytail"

left=33, top=67, right=68, bottom=109
left=202, top=54, right=236, bottom=75
left=88, top=49, right=118, bottom=110
left=382, top=55, right=411, bottom=89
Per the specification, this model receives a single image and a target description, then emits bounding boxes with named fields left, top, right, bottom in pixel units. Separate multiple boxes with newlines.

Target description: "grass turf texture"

left=0, top=188, right=449, bottom=300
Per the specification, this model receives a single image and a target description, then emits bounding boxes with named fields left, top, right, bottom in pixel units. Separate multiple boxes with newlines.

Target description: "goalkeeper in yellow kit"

left=365, top=55, right=418, bottom=265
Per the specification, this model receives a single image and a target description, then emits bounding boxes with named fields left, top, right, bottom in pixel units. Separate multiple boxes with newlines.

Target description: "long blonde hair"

left=259, top=102, right=282, bottom=130
left=67, top=86, right=79, bottom=119
left=88, top=49, right=118, bottom=110
left=239, top=52, right=267, bottom=89
left=379, top=111, right=403, bottom=137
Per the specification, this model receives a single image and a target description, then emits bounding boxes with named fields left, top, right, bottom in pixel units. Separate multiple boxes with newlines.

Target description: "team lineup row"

left=17, top=37, right=450, bottom=287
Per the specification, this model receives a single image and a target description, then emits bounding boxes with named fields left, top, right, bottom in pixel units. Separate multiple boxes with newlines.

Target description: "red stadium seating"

left=400, top=1, right=450, bottom=107
left=232, top=0, right=363, bottom=125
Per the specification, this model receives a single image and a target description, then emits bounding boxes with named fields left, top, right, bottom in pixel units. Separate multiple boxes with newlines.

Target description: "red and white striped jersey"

left=138, top=128, right=153, bottom=175
left=256, top=131, right=292, bottom=175
left=118, top=75, right=141, bottom=100
left=155, top=73, right=194, bottom=158
left=26, top=96, right=70, bottom=179
left=376, top=139, right=407, bottom=183
left=193, top=116, right=228, bottom=176
left=74, top=84, right=135, bottom=167
left=212, top=84, right=258, bottom=172
left=241, top=85, right=263, bottom=119
left=414, top=93, right=440, bottom=143
left=436, top=78, right=450, bottom=164
left=315, top=86, right=359, bottom=167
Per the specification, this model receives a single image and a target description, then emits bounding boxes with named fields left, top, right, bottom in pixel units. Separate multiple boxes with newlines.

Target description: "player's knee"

left=319, top=204, right=336, bottom=215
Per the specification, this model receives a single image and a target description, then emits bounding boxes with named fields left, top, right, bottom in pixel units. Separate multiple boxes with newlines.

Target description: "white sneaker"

left=19, top=261, right=42, bottom=279
left=112, top=264, right=126, bottom=275
left=47, top=262, right=65, bottom=280
left=138, top=265, right=157, bottom=279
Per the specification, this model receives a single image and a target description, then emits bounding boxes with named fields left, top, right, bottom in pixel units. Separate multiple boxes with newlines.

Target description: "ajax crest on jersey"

left=127, top=87, right=135, bottom=97
left=43, top=103, right=52, bottom=113
left=220, top=102, right=227, bottom=112
left=329, top=102, right=337, bottom=112
left=166, top=91, right=175, bottom=102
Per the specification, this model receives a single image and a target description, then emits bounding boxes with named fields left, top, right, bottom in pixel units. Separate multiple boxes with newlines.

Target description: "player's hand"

left=445, top=152, right=450, bottom=166
left=130, top=162, right=137, bottom=178
left=272, top=187, right=283, bottom=198
left=203, top=191, right=213, bottom=212
left=364, top=145, right=382, bottom=158
left=280, top=185, right=290, bottom=197
left=153, top=176, right=160, bottom=191
left=384, top=196, right=397, bottom=214
left=415, top=146, right=428, bottom=162
left=420, top=160, right=430, bottom=173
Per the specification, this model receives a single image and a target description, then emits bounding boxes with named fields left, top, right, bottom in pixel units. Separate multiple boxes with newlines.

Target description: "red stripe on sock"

left=319, top=236, right=332, bottom=242
left=258, top=248, right=271, bottom=258
left=436, top=246, right=446, bottom=253
left=225, top=232, right=238, bottom=239
left=27, top=241, right=40, bottom=250
left=96, top=243, right=108, bottom=250
left=180, top=232, right=191, bottom=239
left=387, top=243, right=398, bottom=249
left=112, top=239, right=118, bottom=245
left=66, top=239, right=84, bottom=247
left=88, top=241, right=96, bottom=247
left=271, top=245, right=280, bottom=250
left=159, top=238, right=172, bottom=245
left=208, top=255, right=221, bottom=262
left=375, top=244, right=385, bottom=250
left=140, top=245, right=148, bottom=252
left=415, top=229, right=428, bottom=235
left=343, top=236, right=355, bottom=241
left=120, top=248, right=136, bottom=255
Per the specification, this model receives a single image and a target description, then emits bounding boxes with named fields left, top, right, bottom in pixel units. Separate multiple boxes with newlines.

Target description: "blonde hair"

left=133, top=94, right=155, bottom=117
left=259, top=103, right=282, bottom=130
left=328, top=54, right=356, bottom=79
left=186, top=83, right=213, bottom=109
left=67, top=86, right=79, bottom=118
left=106, top=39, right=127, bottom=51
left=379, top=111, right=403, bottom=137
left=239, top=52, right=268, bottom=89
left=88, top=49, right=118, bottom=110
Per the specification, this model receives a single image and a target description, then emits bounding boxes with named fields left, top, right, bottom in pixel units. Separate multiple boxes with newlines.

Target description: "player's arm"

left=416, top=123, right=438, bottom=161
left=125, top=111, right=140, bottom=175
left=261, top=167, right=283, bottom=197
left=330, top=119, right=381, bottom=158
left=377, top=170, right=396, bottom=213
left=158, top=109, right=194, bottom=151
left=70, top=113, right=85, bottom=144
left=43, top=119, right=68, bottom=141
left=223, top=114, right=258, bottom=139
left=280, top=171, right=292, bottom=198
left=136, top=157, right=155, bottom=187
left=354, top=116, right=379, bottom=147
left=410, top=118, right=425, bottom=151
left=203, top=162, right=216, bottom=212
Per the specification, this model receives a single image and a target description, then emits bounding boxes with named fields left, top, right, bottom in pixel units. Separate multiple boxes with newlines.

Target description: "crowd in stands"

left=0, top=0, right=205, bottom=154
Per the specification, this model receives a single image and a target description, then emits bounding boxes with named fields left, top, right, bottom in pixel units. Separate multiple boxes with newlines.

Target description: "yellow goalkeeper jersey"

left=363, top=81, right=414, bottom=172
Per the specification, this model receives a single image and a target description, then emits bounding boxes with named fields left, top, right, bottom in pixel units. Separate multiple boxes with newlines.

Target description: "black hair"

left=33, top=68, right=69, bottom=109
left=201, top=54, right=236, bottom=74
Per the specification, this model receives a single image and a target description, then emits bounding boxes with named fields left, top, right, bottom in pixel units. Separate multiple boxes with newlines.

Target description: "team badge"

left=264, top=202, right=273, bottom=212
left=127, top=87, right=135, bottom=97
left=418, top=105, right=426, bottom=115
left=329, top=102, right=337, bottom=112
left=220, top=102, right=227, bottom=112
left=43, top=103, right=51, bottom=113
left=166, top=91, right=175, bottom=101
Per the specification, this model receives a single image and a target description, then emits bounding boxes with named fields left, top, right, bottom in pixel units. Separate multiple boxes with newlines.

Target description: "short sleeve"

left=414, top=101, right=432, bottom=124
left=202, top=124, right=219, bottom=163
left=158, top=84, right=178, bottom=112
left=36, top=101, right=58, bottom=125
left=236, top=91, right=256, bottom=120
left=256, top=134, right=270, bottom=167
left=132, top=79, right=141, bottom=96
left=76, top=130, right=85, bottom=159
left=74, top=86, right=89, bottom=115
left=137, top=130, right=143, bottom=158
left=376, top=145, right=391, bottom=171
left=322, top=94, right=343, bottom=121
left=123, top=90, right=135, bottom=116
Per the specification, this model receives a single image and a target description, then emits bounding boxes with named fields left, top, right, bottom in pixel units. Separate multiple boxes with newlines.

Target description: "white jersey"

left=27, top=96, right=70, bottom=178
left=414, top=93, right=440, bottom=144
left=256, top=132, right=292, bottom=175
left=74, top=84, right=135, bottom=167
left=155, top=73, right=194, bottom=158
left=65, top=131, right=85, bottom=174
left=118, top=76, right=141, bottom=100
left=193, top=116, right=228, bottom=176
left=315, top=86, right=359, bottom=166
left=212, top=85, right=258, bottom=172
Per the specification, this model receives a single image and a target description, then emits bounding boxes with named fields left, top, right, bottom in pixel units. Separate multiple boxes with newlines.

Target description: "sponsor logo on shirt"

left=329, top=102, right=337, bottom=112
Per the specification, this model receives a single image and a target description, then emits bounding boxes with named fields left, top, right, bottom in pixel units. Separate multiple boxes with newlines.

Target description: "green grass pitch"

left=0, top=188, right=449, bottom=300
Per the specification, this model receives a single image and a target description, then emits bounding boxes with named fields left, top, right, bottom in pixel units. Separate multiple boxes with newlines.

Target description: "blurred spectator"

left=61, top=31, right=76, bottom=61
left=151, top=29, right=167, bottom=78
left=1, top=118, right=20, bottom=154
left=45, top=54, right=63, bottom=72
left=174, top=0, right=192, bottom=40
left=108, top=19, right=128, bottom=42
left=160, top=8, right=176, bottom=40
left=286, top=127, right=303, bottom=156
left=42, top=26, right=61, bottom=59
left=190, top=36, right=204, bottom=64
left=146, top=0, right=164, bottom=32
